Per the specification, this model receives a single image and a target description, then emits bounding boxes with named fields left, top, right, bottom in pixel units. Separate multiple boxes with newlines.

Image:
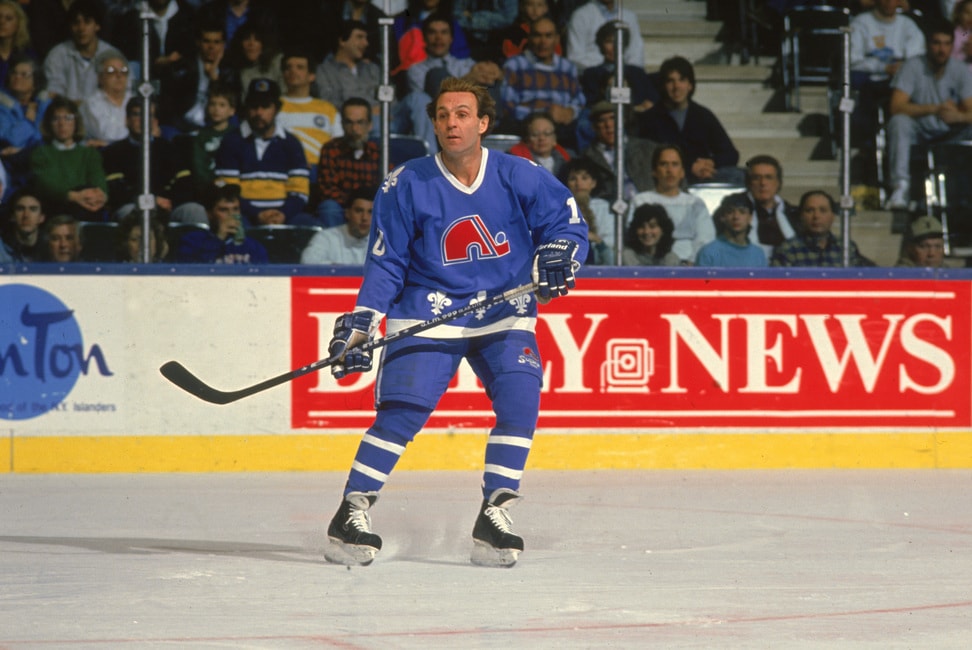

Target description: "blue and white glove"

left=329, top=310, right=377, bottom=379
left=532, top=239, right=579, bottom=302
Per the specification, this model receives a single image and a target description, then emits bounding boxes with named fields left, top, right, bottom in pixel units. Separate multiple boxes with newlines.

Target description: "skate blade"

left=470, top=540, right=519, bottom=567
left=324, top=539, right=378, bottom=566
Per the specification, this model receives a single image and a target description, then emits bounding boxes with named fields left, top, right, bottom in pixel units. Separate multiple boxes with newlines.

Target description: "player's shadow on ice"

left=0, top=535, right=332, bottom=565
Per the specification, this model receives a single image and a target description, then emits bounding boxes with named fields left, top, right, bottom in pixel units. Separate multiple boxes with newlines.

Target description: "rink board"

left=2, top=266, right=971, bottom=472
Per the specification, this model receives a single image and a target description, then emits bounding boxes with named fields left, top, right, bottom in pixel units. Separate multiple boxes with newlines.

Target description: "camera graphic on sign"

left=600, top=338, right=653, bottom=393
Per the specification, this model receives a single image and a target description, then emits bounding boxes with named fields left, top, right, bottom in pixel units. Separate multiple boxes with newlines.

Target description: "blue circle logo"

left=0, top=284, right=84, bottom=420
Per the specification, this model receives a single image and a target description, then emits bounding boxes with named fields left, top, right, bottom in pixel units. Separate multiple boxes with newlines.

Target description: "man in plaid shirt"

left=771, top=190, right=875, bottom=267
left=316, top=97, right=384, bottom=228
left=500, top=15, right=585, bottom=149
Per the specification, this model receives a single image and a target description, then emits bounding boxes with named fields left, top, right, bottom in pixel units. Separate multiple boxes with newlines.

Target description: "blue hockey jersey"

left=357, top=148, right=589, bottom=338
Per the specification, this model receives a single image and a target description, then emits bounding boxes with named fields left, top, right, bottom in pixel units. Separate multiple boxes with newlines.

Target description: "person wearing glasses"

left=28, top=95, right=107, bottom=220
left=509, top=110, right=571, bottom=176
left=79, top=49, right=131, bottom=147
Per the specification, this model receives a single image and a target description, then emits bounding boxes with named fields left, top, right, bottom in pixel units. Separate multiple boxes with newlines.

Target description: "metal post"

left=137, top=2, right=155, bottom=263
left=838, top=27, right=853, bottom=267
left=610, top=3, right=631, bottom=266
left=378, top=15, right=395, bottom=174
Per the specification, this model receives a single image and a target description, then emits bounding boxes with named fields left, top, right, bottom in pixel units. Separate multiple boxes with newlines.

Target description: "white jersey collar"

left=435, top=146, right=488, bottom=194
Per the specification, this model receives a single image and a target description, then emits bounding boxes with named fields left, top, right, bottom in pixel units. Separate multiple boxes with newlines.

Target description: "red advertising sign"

left=291, top=276, right=970, bottom=430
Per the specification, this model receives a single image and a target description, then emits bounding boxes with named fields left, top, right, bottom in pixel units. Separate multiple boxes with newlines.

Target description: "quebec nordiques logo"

left=0, top=284, right=111, bottom=420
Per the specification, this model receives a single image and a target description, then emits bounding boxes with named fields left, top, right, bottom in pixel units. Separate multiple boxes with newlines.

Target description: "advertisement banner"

left=291, top=276, right=969, bottom=430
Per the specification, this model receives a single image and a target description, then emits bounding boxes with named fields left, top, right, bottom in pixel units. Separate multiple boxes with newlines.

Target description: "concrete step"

left=630, top=0, right=709, bottom=22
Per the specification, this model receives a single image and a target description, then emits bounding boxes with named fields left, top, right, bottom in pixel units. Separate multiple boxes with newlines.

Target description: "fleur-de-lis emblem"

left=509, top=293, right=532, bottom=314
left=427, top=290, right=452, bottom=315
left=470, top=290, right=487, bottom=320
left=381, top=165, right=405, bottom=193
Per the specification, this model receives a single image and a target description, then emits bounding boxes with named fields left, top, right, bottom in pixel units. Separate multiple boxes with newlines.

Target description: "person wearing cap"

left=566, top=0, right=645, bottom=72
left=579, top=100, right=657, bottom=203
left=214, top=77, right=311, bottom=226
left=896, top=215, right=946, bottom=267
left=695, top=194, right=767, bottom=267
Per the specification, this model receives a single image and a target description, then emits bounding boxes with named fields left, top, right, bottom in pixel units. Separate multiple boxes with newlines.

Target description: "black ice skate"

left=325, top=491, right=382, bottom=566
left=470, top=488, right=524, bottom=567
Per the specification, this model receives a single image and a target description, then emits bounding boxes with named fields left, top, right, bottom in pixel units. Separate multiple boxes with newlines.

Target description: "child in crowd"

left=188, top=82, right=237, bottom=197
left=558, top=157, right=614, bottom=265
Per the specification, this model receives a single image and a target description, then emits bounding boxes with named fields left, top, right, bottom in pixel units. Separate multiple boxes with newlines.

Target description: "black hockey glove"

left=329, top=310, right=376, bottom=379
left=532, top=239, right=579, bottom=302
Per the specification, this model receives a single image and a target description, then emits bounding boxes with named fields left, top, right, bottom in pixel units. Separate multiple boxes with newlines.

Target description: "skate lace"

left=346, top=507, right=372, bottom=533
left=485, top=504, right=514, bottom=533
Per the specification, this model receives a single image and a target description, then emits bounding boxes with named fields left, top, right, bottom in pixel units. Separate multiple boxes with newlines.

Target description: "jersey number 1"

left=566, top=197, right=582, bottom=224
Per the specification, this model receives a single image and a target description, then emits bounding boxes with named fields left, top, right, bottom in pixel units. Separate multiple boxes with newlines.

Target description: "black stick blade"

left=159, top=361, right=238, bottom=405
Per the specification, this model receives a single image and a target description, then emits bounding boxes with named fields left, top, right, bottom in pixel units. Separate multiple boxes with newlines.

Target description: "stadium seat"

left=388, top=134, right=430, bottom=167
left=79, top=222, right=119, bottom=262
left=780, top=4, right=851, bottom=112
left=923, top=141, right=972, bottom=257
left=482, top=134, right=520, bottom=152
left=165, top=222, right=209, bottom=262
left=246, top=224, right=322, bottom=264
left=687, top=183, right=747, bottom=216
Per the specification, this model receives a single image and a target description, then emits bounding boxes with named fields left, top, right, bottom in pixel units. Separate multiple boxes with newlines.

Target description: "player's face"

left=433, top=91, right=488, bottom=155
left=799, top=193, right=835, bottom=236
left=636, top=218, right=662, bottom=249
left=345, top=198, right=373, bottom=239
left=14, top=196, right=44, bottom=235
left=664, top=71, right=693, bottom=109
left=526, top=117, right=556, bottom=157
left=747, top=163, right=780, bottom=206
left=425, top=21, right=452, bottom=58
left=47, top=224, right=81, bottom=262
left=652, top=148, right=684, bottom=193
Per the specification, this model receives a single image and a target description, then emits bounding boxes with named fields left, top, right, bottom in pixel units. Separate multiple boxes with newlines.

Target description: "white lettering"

left=538, top=313, right=607, bottom=393
left=739, top=314, right=801, bottom=394
left=899, top=314, right=954, bottom=394
left=802, top=314, right=903, bottom=393
left=662, top=314, right=733, bottom=393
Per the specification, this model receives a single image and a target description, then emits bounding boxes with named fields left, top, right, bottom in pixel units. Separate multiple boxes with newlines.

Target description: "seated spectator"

left=558, top=156, right=614, bottom=264
left=28, top=96, right=107, bottom=220
left=953, top=0, right=972, bottom=71
left=187, top=81, right=238, bottom=199
left=1, top=188, right=46, bottom=261
left=621, top=202, right=679, bottom=266
left=509, top=111, right=571, bottom=175
left=579, top=101, right=656, bottom=202
left=101, top=97, right=196, bottom=219
left=895, top=215, right=946, bottom=266
left=301, top=185, right=374, bottom=264
left=771, top=190, right=876, bottom=267
left=566, top=0, right=644, bottom=72
left=215, top=78, right=311, bottom=226
left=728, top=154, right=799, bottom=258
left=197, top=0, right=278, bottom=48
left=317, top=97, right=385, bottom=228
left=43, top=0, right=118, bottom=104
left=177, top=183, right=269, bottom=264
left=627, top=144, right=713, bottom=263
left=501, top=15, right=585, bottom=148
left=79, top=49, right=132, bottom=147
left=277, top=50, right=342, bottom=168
left=315, top=21, right=382, bottom=137
left=109, top=0, right=196, bottom=81
left=159, top=19, right=241, bottom=132
left=849, top=0, right=926, bottom=145
left=0, top=0, right=36, bottom=94
left=395, top=13, right=503, bottom=154
left=393, top=0, right=470, bottom=76
left=580, top=21, right=658, bottom=113
left=500, top=0, right=561, bottom=59
left=115, top=210, right=169, bottom=263
left=886, top=19, right=972, bottom=208
left=454, top=0, right=518, bottom=62
left=321, top=0, right=389, bottom=65
left=695, top=194, right=767, bottom=267
left=43, top=212, right=82, bottom=262
left=637, top=56, right=743, bottom=185
left=0, top=56, right=50, bottom=188
left=226, top=20, right=283, bottom=100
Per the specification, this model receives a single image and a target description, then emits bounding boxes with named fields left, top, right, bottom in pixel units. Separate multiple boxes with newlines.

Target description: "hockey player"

left=324, top=76, right=589, bottom=568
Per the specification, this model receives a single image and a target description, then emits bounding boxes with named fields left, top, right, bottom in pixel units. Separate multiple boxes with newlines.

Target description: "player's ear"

left=478, top=115, right=489, bottom=135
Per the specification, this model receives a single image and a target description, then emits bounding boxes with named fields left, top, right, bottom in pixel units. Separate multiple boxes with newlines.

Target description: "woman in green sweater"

left=29, top=96, right=108, bottom=220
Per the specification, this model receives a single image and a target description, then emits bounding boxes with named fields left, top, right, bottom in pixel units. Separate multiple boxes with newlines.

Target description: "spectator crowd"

left=0, top=0, right=965, bottom=269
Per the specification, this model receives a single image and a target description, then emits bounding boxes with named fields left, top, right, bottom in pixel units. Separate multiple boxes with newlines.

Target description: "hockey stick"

left=159, top=282, right=535, bottom=405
